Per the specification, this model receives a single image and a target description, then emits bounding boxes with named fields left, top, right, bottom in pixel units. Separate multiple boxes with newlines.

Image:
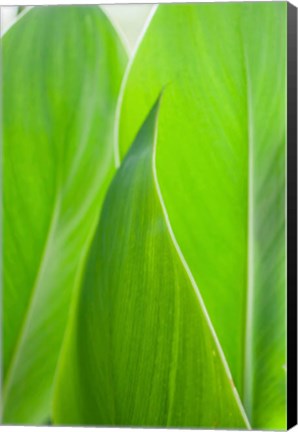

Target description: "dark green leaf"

left=53, top=98, right=249, bottom=429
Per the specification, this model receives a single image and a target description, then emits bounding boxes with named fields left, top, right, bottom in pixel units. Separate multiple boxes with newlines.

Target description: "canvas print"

left=1, top=2, right=297, bottom=430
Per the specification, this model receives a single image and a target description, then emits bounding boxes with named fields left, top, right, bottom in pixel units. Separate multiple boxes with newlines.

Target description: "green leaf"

left=2, top=6, right=127, bottom=424
left=118, top=3, right=286, bottom=429
left=53, top=97, right=250, bottom=428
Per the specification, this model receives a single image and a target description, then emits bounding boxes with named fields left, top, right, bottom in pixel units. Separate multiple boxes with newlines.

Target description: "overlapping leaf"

left=2, top=3, right=287, bottom=429
left=118, top=3, right=286, bottom=429
left=53, top=98, right=250, bottom=429
left=2, top=6, right=127, bottom=424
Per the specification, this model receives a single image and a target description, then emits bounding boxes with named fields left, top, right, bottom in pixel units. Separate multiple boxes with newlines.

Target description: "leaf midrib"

left=3, top=195, right=61, bottom=403
left=240, top=19, right=255, bottom=422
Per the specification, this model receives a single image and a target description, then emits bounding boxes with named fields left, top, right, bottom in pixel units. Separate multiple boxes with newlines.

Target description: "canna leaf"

left=53, top=97, right=250, bottom=429
left=118, top=3, right=286, bottom=429
left=2, top=6, right=127, bottom=424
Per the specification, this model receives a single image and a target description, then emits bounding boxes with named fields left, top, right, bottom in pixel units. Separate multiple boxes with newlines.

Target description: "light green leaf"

left=53, top=97, right=250, bottom=428
left=2, top=6, right=127, bottom=424
left=118, top=3, right=286, bottom=429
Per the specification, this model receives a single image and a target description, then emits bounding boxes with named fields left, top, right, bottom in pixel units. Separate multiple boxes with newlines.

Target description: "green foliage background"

left=1, top=3, right=287, bottom=429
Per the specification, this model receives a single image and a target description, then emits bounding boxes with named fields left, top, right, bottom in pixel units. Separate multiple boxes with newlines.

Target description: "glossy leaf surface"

left=118, top=3, right=286, bottom=429
left=53, top=99, right=249, bottom=429
left=2, top=6, right=127, bottom=424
